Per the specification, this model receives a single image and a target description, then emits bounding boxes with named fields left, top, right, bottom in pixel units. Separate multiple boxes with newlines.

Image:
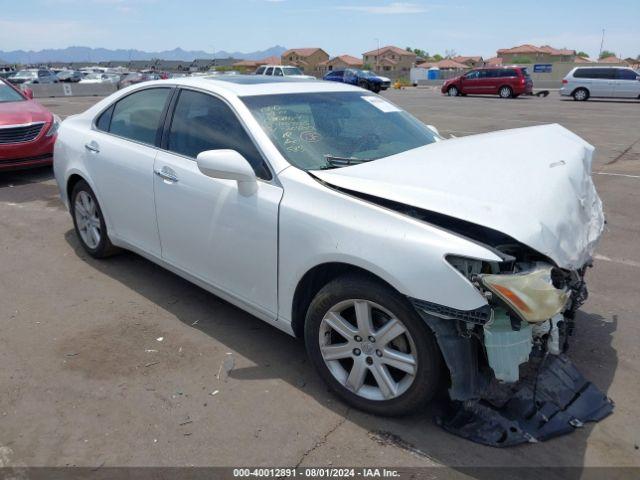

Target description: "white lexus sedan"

left=54, top=76, right=604, bottom=417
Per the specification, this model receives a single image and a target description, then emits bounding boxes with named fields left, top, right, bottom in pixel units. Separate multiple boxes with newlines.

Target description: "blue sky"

left=1, top=0, right=639, bottom=59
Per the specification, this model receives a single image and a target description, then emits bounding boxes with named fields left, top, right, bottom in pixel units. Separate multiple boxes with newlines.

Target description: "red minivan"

left=441, top=67, right=533, bottom=98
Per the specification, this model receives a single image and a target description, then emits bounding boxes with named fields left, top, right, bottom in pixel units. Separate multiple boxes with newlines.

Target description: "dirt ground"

left=0, top=89, right=638, bottom=477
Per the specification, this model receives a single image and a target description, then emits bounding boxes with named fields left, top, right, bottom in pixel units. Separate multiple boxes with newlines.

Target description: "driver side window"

left=465, top=71, right=480, bottom=80
left=166, top=89, right=271, bottom=180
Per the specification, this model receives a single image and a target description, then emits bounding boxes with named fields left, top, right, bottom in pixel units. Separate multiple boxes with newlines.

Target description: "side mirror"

left=196, top=149, right=258, bottom=196
left=23, top=88, right=34, bottom=99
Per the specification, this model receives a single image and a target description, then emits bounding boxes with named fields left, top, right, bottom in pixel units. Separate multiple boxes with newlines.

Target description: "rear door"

left=475, top=69, right=496, bottom=94
left=613, top=68, right=640, bottom=98
left=84, top=87, right=173, bottom=256
left=583, top=68, right=615, bottom=97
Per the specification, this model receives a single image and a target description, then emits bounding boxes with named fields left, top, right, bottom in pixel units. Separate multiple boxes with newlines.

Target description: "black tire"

left=572, top=88, right=589, bottom=101
left=304, top=273, right=442, bottom=416
left=447, top=86, right=459, bottom=97
left=70, top=180, right=119, bottom=259
left=358, top=80, right=369, bottom=91
left=499, top=85, right=513, bottom=98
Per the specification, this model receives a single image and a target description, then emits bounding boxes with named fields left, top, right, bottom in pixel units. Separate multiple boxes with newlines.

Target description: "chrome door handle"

left=84, top=142, right=100, bottom=153
left=154, top=167, right=179, bottom=183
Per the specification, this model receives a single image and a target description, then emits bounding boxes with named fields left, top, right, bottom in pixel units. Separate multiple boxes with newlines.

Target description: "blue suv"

left=323, top=68, right=391, bottom=93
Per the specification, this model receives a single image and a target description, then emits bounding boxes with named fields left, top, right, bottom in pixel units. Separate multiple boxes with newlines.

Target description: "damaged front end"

left=412, top=257, right=613, bottom=447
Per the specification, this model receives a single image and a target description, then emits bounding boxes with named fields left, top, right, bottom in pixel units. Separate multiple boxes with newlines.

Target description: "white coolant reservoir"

left=483, top=309, right=533, bottom=383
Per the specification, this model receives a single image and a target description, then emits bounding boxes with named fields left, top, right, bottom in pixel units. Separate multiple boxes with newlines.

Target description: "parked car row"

left=440, top=65, right=639, bottom=101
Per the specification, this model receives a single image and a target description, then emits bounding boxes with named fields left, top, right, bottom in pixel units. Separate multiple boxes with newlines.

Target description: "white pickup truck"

left=254, top=65, right=315, bottom=80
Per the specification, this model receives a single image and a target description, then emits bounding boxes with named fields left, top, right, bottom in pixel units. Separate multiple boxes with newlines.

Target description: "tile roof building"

left=362, top=46, right=416, bottom=74
left=318, top=54, right=363, bottom=73
left=281, top=48, right=330, bottom=76
left=497, top=44, right=577, bottom=63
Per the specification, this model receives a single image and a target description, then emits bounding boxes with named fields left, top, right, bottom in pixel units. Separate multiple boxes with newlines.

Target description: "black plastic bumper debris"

left=437, top=354, right=614, bottom=447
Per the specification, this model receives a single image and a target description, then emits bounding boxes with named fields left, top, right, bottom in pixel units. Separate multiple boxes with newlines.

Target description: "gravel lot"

left=1, top=89, right=638, bottom=474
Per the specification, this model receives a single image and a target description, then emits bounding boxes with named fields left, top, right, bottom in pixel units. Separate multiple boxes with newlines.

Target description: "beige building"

left=318, top=54, right=363, bottom=74
left=362, top=46, right=416, bottom=74
left=281, top=48, right=330, bottom=76
left=497, top=44, right=577, bottom=63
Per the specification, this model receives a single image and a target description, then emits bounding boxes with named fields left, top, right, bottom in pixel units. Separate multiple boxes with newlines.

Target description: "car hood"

left=0, top=99, right=52, bottom=126
left=311, top=124, right=604, bottom=270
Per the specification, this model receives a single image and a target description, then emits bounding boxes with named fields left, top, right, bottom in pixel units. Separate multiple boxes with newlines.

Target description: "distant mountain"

left=0, top=46, right=288, bottom=64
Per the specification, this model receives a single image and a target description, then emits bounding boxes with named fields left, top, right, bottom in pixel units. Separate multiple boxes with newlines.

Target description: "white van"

left=560, top=66, right=640, bottom=101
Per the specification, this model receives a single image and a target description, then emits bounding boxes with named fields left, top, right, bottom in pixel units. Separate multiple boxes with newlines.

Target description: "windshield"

left=0, top=82, right=25, bottom=103
left=242, top=92, right=438, bottom=171
left=282, top=67, right=304, bottom=76
left=84, top=73, right=103, bottom=80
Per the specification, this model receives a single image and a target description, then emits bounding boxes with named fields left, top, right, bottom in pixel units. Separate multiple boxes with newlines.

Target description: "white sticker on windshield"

left=361, top=96, right=401, bottom=113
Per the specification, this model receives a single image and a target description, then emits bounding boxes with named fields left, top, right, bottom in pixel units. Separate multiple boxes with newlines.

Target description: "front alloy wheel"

left=319, top=299, right=417, bottom=401
left=447, top=86, right=459, bottom=96
left=305, top=274, right=442, bottom=416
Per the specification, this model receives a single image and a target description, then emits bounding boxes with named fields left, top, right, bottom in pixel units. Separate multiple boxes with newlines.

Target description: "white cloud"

left=337, top=2, right=427, bottom=14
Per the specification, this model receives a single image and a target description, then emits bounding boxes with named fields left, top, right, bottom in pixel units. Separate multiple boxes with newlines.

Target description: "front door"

left=153, top=88, right=282, bottom=318
left=460, top=70, right=481, bottom=93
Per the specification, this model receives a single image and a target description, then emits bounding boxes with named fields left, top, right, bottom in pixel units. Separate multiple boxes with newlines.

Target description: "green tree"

left=576, top=51, right=589, bottom=58
left=599, top=50, right=616, bottom=59
left=405, top=47, right=428, bottom=58
left=431, top=53, right=443, bottom=61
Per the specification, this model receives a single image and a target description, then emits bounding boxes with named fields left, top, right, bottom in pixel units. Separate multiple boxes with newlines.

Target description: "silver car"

left=560, top=66, right=640, bottom=101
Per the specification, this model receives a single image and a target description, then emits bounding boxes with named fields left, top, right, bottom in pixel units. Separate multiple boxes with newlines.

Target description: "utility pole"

left=598, top=29, right=605, bottom=59
left=374, top=38, right=380, bottom=71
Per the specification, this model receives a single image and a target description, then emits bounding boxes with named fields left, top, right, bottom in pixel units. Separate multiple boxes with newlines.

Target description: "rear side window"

left=574, top=68, right=616, bottom=79
left=108, top=88, right=171, bottom=145
left=95, top=105, right=114, bottom=131
left=617, top=69, right=638, bottom=80
left=265, top=67, right=274, bottom=76
left=166, top=89, right=271, bottom=180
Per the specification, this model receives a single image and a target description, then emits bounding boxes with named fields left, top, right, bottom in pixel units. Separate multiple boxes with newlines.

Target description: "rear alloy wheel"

left=447, top=86, right=459, bottom=96
left=499, top=86, right=513, bottom=98
left=305, top=274, right=442, bottom=416
left=573, top=88, right=589, bottom=101
left=71, top=180, right=118, bottom=258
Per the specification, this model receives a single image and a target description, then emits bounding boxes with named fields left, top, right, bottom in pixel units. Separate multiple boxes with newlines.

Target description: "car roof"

left=150, top=75, right=362, bottom=97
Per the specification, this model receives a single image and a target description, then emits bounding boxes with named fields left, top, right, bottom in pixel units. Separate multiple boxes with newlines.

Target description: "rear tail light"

left=562, top=79, right=568, bottom=84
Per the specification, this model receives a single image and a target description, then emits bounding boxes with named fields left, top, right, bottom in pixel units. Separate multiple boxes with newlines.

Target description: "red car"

left=441, top=67, right=533, bottom=99
left=0, top=78, right=59, bottom=171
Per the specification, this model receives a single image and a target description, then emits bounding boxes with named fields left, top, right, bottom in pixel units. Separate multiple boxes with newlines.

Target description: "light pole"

left=598, top=29, right=605, bottom=60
